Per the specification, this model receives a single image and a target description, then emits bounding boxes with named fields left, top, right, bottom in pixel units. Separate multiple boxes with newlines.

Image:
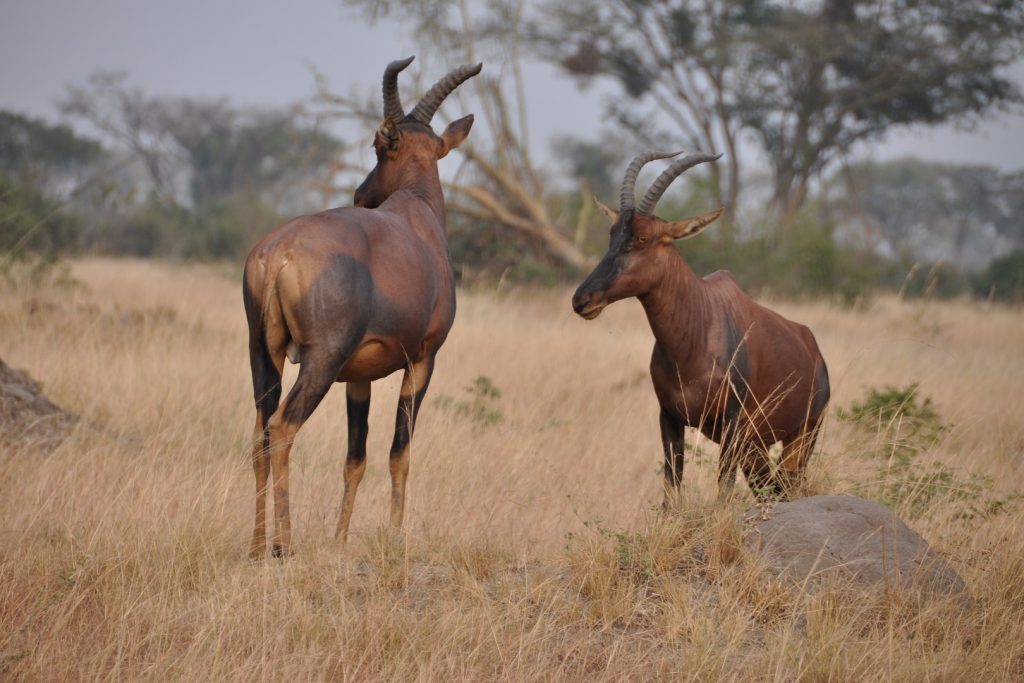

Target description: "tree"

left=59, top=73, right=343, bottom=212
left=736, top=0, right=1024, bottom=222
left=58, top=75, right=345, bottom=258
left=60, top=72, right=184, bottom=203
left=535, top=0, right=1024, bottom=227
left=534, top=0, right=748, bottom=240
left=0, top=110, right=103, bottom=186
left=835, top=158, right=1024, bottom=270
left=155, top=100, right=342, bottom=211
left=0, top=110, right=108, bottom=257
left=336, top=0, right=594, bottom=271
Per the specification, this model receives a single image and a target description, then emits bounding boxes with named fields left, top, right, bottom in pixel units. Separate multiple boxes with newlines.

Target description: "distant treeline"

left=2, top=99, right=1023, bottom=303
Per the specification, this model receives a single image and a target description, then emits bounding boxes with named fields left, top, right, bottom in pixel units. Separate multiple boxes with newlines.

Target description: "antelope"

left=242, top=57, right=480, bottom=558
left=572, top=151, right=830, bottom=503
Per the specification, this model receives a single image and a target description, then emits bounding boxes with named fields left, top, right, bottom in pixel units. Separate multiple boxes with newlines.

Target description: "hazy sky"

left=3, top=0, right=1023, bottom=176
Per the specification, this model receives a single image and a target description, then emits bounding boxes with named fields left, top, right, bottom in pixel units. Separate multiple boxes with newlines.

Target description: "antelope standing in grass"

left=572, top=151, right=829, bottom=503
left=242, top=57, right=480, bottom=558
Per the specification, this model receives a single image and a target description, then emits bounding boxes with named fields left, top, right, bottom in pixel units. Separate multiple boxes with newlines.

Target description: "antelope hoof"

left=248, top=536, right=266, bottom=561
left=270, top=543, right=291, bottom=559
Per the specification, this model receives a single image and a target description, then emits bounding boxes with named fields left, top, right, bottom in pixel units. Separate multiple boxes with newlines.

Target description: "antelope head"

left=354, top=56, right=481, bottom=209
left=572, top=151, right=723, bottom=319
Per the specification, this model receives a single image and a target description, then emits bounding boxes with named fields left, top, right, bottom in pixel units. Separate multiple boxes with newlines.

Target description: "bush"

left=841, top=383, right=1019, bottom=521
left=0, top=178, right=84, bottom=256
left=898, top=261, right=969, bottom=300
left=100, top=195, right=283, bottom=260
left=435, top=375, right=504, bottom=429
left=971, top=249, right=1024, bottom=303
left=680, top=214, right=881, bottom=304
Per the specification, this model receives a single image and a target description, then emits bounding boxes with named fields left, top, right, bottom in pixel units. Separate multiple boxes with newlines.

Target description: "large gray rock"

left=744, top=495, right=969, bottom=597
left=0, top=357, right=77, bottom=454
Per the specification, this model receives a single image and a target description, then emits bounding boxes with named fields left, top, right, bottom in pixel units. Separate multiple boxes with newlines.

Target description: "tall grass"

left=1, top=259, right=1022, bottom=680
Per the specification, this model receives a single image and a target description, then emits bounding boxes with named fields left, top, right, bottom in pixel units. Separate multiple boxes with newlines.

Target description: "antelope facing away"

left=242, top=57, right=480, bottom=558
left=572, top=151, right=829, bottom=503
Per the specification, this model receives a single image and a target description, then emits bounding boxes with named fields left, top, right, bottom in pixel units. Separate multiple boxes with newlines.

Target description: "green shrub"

left=842, top=384, right=1019, bottom=520
left=436, top=375, right=504, bottom=429
left=971, top=249, right=1024, bottom=303
left=0, top=178, right=84, bottom=256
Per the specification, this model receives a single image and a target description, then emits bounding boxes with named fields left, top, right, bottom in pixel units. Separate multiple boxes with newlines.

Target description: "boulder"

left=744, top=495, right=968, bottom=598
left=0, top=357, right=77, bottom=453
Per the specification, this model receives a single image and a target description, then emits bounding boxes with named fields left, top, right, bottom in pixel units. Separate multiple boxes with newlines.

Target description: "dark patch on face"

left=572, top=210, right=635, bottom=313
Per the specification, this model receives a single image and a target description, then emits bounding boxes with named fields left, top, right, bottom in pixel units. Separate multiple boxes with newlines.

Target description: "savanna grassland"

left=2, top=258, right=1023, bottom=680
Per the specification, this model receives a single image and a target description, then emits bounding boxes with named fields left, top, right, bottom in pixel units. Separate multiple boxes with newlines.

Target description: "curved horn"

left=637, top=152, right=722, bottom=215
left=407, top=62, right=483, bottom=125
left=620, top=150, right=681, bottom=212
left=382, top=56, right=415, bottom=122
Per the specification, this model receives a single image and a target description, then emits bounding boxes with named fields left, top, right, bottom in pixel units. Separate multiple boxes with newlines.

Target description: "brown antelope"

left=572, top=151, right=829, bottom=503
left=242, top=57, right=480, bottom=558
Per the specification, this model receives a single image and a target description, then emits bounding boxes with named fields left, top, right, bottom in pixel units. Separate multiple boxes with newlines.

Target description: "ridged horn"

left=407, top=62, right=483, bottom=125
left=637, top=152, right=722, bottom=215
left=382, top=56, right=415, bottom=122
left=619, top=150, right=681, bottom=211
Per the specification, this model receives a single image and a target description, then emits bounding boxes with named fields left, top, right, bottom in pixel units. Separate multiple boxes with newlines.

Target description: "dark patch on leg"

left=346, top=394, right=371, bottom=461
left=660, top=408, right=685, bottom=490
left=336, top=382, right=372, bottom=542
left=388, top=359, right=436, bottom=529
left=741, top=446, right=780, bottom=498
left=390, top=386, right=427, bottom=456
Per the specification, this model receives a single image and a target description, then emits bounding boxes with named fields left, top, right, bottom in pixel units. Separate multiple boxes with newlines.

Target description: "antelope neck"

left=638, top=249, right=707, bottom=359
left=389, top=162, right=448, bottom=228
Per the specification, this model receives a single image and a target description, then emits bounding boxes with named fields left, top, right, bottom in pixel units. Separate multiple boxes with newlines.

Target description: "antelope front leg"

left=777, top=420, right=822, bottom=499
left=389, top=357, right=434, bottom=529
left=717, top=433, right=741, bottom=502
left=659, top=408, right=685, bottom=510
left=335, top=381, right=371, bottom=543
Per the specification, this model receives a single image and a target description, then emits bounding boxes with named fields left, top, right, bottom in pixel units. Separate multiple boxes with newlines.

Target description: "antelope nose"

left=572, top=291, right=591, bottom=314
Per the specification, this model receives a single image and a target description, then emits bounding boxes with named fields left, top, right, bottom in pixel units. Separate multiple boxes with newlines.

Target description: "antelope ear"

left=663, top=208, right=724, bottom=240
left=438, top=114, right=474, bottom=158
left=375, top=117, right=400, bottom=150
left=593, top=197, right=619, bottom=223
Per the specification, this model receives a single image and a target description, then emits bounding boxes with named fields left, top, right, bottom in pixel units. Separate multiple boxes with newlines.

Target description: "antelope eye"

left=636, top=235, right=648, bottom=244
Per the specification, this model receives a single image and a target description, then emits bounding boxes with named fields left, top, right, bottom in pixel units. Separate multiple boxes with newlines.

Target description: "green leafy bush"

left=436, top=375, right=504, bottom=429
left=842, top=384, right=1019, bottom=520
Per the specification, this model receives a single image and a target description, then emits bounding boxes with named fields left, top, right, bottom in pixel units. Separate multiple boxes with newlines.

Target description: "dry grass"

left=1, top=258, right=1022, bottom=680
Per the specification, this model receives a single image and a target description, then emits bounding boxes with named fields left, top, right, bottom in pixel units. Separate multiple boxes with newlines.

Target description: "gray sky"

left=3, top=0, right=1023, bottom=176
